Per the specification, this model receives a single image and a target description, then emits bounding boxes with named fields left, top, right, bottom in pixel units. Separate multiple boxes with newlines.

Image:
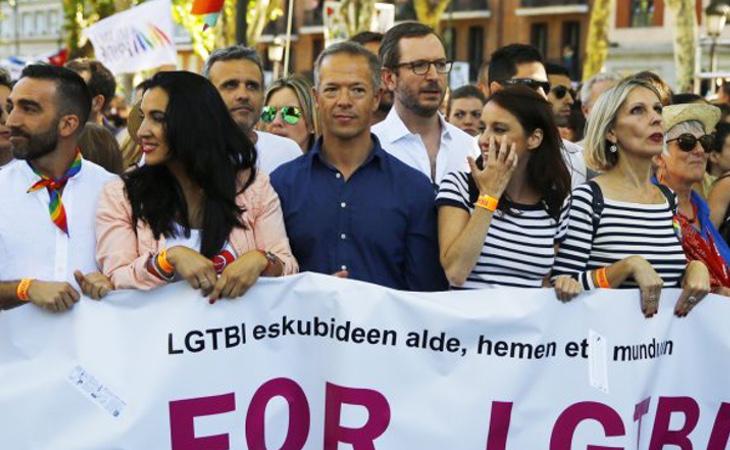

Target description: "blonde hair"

left=264, top=76, right=319, bottom=147
left=584, top=77, right=661, bottom=172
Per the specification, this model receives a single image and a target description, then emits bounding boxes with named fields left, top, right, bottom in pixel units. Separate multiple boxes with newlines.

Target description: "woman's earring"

left=609, top=144, right=618, bottom=153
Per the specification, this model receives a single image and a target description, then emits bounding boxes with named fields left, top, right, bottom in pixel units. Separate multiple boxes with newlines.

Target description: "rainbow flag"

left=191, top=0, right=224, bottom=29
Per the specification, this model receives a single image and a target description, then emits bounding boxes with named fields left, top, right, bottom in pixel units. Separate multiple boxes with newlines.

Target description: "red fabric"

left=677, top=212, right=730, bottom=288
left=191, top=0, right=224, bottom=15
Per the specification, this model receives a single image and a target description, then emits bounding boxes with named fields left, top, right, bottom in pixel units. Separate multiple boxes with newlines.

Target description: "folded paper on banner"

left=0, top=273, right=729, bottom=449
left=83, top=0, right=177, bottom=75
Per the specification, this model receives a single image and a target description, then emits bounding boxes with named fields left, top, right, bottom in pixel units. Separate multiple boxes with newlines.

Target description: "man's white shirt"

left=372, top=108, right=478, bottom=185
left=255, top=131, right=302, bottom=174
left=0, top=159, right=115, bottom=287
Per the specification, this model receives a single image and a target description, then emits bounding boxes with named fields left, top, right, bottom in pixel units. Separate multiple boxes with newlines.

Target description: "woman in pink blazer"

left=96, top=71, right=297, bottom=302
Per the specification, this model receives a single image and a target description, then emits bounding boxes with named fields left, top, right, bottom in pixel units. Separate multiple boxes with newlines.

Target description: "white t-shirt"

left=254, top=131, right=302, bottom=174
left=0, top=159, right=115, bottom=288
left=372, top=108, right=478, bottom=186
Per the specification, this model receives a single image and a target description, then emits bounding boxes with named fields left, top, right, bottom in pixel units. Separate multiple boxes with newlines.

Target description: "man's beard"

left=398, top=82, right=443, bottom=118
left=10, top=121, right=59, bottom=161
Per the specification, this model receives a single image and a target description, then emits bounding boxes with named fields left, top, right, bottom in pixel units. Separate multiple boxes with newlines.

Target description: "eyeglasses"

left=550, top=85, right=574, bottom=100
left=393, top=59, right=453, bottom=75
left=499, top=78, right=551, bottom=94
left=666, top=133, right=714, bottom=153
left=260, top=106, right=303, bottom=125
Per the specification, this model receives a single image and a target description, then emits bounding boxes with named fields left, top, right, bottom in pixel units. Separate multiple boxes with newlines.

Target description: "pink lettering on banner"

left=169, top=393, right=236, bottom=450
left=245, top=377, right=310, bottom=450
left=708, top=403, right=730, bottom=449
left=485, top=401, right=513, bottom=450
left=648, top=397, right=699, bottom=450
left=323, top=382, right=391, bottom=450
left=549, top=401, right=626, bottom=450
left=634, top=397, right=652, bottom=448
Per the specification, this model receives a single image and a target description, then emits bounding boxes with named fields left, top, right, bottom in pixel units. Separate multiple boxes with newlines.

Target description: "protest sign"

left=1, top=273, right=728, bottom=449
left=84, top=0, right=177, bottom=75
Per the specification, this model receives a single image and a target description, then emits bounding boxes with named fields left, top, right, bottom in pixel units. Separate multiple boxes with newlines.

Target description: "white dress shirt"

left=0, top=159, right=115, bottom=287
left=254, top=131, right=302, bottom=174
left=372, top=108, right=478, bottom=185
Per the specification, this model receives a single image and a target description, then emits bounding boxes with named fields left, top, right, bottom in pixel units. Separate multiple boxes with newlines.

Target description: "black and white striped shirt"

left=436, top=171, right=569, bottom=289
left=552, top=184, right=687, bottom=290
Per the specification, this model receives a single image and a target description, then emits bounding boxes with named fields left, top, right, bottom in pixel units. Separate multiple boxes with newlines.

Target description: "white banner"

left=84, top=0, right=177, bottom=75
left=1, top=273, right=729, bottom=449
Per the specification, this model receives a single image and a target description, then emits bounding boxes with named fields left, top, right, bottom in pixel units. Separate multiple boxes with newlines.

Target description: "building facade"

left=605, top=0, right=730, bottom=90
left=0, top=0, right=64, bottom=60
left=258, top=0, right=592, bottom=83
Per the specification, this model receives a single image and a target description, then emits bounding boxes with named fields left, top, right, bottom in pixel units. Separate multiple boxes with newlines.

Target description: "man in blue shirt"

left=270, top=41, right=447, bottom=291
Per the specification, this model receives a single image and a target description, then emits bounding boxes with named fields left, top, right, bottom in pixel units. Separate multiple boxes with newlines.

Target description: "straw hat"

left=662, top=103, right=721, bottom=134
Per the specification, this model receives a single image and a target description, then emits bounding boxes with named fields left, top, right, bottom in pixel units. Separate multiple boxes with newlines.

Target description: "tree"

left=582, top=0, right=612, bottom=82
left=665, top=0, right=697, bottom=92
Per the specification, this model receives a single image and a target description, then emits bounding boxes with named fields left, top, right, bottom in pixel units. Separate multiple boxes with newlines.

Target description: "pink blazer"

left=96, top=172, right=298, bottom=290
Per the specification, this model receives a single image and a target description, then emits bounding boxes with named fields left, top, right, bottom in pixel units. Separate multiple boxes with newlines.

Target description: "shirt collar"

left=379, top=107, right=452, bottom=143
left=308, top=134, right=387, bottom=171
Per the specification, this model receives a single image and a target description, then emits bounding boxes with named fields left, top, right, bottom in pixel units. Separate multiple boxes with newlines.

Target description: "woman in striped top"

left=436, top=87, right=574, bottom=289
left=552, top=77, right=710, bottom=317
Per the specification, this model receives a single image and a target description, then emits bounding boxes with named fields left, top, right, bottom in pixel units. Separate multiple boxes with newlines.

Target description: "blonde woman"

left=552, top=77, right=710, bottom=317
left=262, top=76, right=319, bottom=153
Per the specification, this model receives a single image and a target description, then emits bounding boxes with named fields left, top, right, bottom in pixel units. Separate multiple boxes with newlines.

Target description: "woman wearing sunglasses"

left=552, top=77, right=711, bottom=317
left=95, top=71, right=297, bottom=300
left=261, top=76, right=319, bottom=153
left=654, top=103, right=730, bottom=296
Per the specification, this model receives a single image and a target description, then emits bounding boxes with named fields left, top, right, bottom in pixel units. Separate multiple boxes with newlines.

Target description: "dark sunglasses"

left=260, top=105, right=303, bottom=125
left=550, top=85, right=574, bottom=100
left=666, top=133, right=714, bottom=153
left=499, top=78, right=551, bottom=94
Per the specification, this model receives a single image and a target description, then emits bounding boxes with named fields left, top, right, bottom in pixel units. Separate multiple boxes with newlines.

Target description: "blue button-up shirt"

left=270, top=135, right=447, bottom=291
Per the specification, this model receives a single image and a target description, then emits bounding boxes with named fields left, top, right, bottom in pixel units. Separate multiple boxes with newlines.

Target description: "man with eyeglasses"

left=204, top=45, right=301, bottom=173
left=372, top=22, right=477, bottom=186
left=488, top=44, right=587, bottom=188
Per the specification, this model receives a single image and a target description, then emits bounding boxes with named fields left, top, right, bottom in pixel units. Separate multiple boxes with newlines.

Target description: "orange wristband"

left=595, top=268, right=610, bottom=289
left=157, top=249, right=175, bottom=275
left=475, top=194, right=499, bottom=212
left=17, top=278, right=32, bottom=301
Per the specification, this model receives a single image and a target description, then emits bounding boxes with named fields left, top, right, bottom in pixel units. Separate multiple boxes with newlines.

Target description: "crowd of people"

left=0, top=21, right=728, bottom=319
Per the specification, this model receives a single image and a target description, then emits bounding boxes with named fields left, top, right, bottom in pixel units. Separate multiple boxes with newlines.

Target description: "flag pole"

left=283, top=0, right=295, bottom=78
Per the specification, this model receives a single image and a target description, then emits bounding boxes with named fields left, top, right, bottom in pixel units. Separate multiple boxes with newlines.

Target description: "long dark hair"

left=472, top=86, right=571, bottom=220
left=123, top=71, right=257, bottom=257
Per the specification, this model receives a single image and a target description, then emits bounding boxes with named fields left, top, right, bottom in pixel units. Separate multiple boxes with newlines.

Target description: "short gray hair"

left=664, top=120, right=704, bottom=154
left=313, top=41, right=381, bottom=90
left=580, top=72, right=620, bottom=105
left=584, top=77, right=661, bottom=172
left=203, top=45, right=263, bottom=80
